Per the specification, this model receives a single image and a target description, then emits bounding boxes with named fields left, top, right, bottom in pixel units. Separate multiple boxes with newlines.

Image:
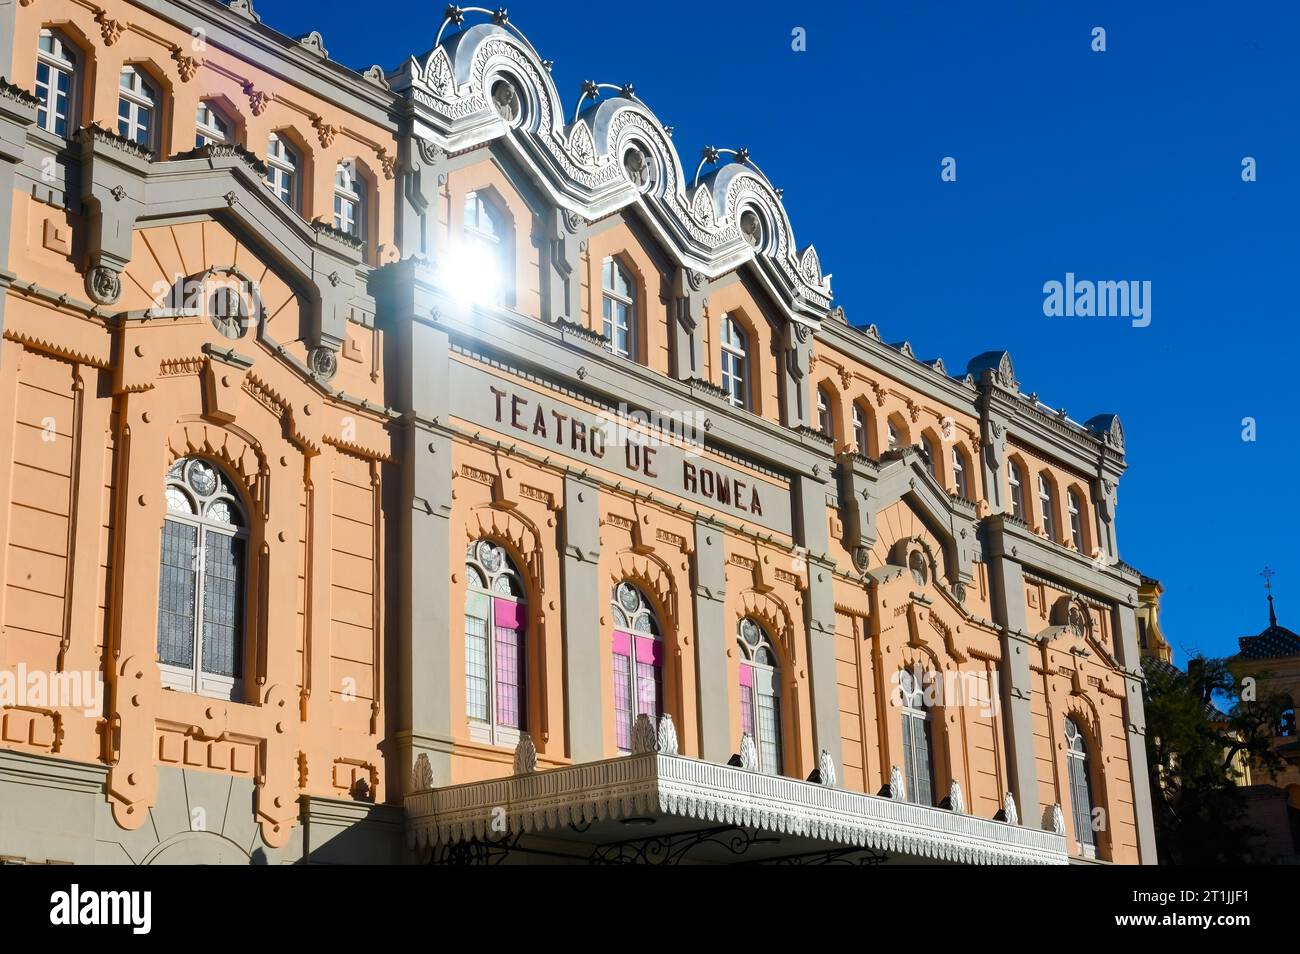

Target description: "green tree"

left=1144, top=654, right=1289, bottom=864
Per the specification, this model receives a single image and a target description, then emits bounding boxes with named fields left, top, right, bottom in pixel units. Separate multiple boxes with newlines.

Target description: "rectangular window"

left=613, top=649, right=632, bottom=750
left=201, top=533, right=243, bottom=677
left=157, top=521, right=197, bottom=669
left=464, top=592, right=490, bottom=722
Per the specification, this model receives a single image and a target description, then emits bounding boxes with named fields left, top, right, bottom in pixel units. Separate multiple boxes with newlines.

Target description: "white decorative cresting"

left=739, top=732, right=759, bottom=772
left=656, top=713, right=679, bottom=756
left=411, top=752, right=434, bottom=792
left=889, top=764, right=905, bottom=801
left=513, top=732, right=538, bottom=775
left=818, top=749, right=837, bottom=788
left=630, top=713, right=658, bottom=754
left=405, top=754, right=1070, bottom=865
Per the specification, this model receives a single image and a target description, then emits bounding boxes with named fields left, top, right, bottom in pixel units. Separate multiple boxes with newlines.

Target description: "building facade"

left=0, top=0, right=1156, bottom=864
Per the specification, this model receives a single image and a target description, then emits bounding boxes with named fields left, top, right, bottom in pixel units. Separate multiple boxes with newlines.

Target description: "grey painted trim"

left=561, top=472, right=603, bottom=761
left=984, top=515, right=1139, bottom=609
left=986, top=558, right=1041, bottom=826
left=1114, top=607, right=1158, bottom=864
left=692, top=517, right=730, bottom=761
left=120, top=0, right=399, bottom=127
left=793, top=472, right=843, bottom=774
left=300, top=795, right=403, bottom=864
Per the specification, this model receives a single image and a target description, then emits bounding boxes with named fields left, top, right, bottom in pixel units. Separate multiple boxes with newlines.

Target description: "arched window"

left=1064, top=716, right=1097, bottom=858
left=816, top=387, right=834, bottom=439
left=601, top=257, right=635, bottom=359
left=266, top=133, right=299, bottom=211
left=35, top=29, right=78, bottom=136
left=922, top=433, right=940, bottom=479
left=899, top=668, right=934, bottom=805
left=1067, top=489, right=1085, bottom=550
left=333, top=159, right=365, bottom=239
left=157, top=458, right=246, bottom=699
left=887, top=417, right=902, bottom=451
left=719, top=314, right=748, bottom=408
left=952, top=446, right=969, bottom=498
left=118, top=66, right=160, bottom=154
left=737, top=617, right=783, bottom=775
left=611, top=582, right=662, bottom=752
left=1038, top=474, right=1057, bottom=540
left=195, top=101, right=231, bottom=148
left=463, top=191, right=509, bottom=305
left=464, top=540, right=526, bottom=746
left=852, top=403, right=869, bottom=455
left=1008, top=460, right=1025, bottom=520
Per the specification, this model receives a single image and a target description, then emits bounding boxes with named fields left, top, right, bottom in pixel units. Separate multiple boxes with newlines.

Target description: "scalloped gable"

left=388, top=16, right=833, bottom=320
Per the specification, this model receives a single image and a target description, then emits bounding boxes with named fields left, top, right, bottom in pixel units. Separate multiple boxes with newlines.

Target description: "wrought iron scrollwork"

left=589, top=825, right=766, bottom=865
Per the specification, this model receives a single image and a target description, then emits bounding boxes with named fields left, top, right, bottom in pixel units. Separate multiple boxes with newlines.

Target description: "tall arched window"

left=195, top=101, right=231, bottom=148
left=952, top=446, right=969, bottom=498
left=1067, top=489, right=1085, bottom=550
left=737, top=617, right=783, bottom=775
left=462, top=190, right=513, bottom=305
left=887, top=417, right=902, bottom=451
left=266, top=133, right=299, bottom=211
left=157, top=459, right=246, bottom=699
left=852, top=403, right=869, bottom=455
left=611, top=582, right=662, bottom=752
left=601, top=257, right=635, bottom=359
left=719, top=314, right=748, bottom=408
left=1064, top=716, right=1097, bottom=858
left=816, top=387, right=834, bottom=439
left=118, top=66, right=160, bottom=155
left=1038, top=474, right=1057, bottom=540
left=333, top=159, right=365, bottom=239
left=1008, top=460, right=1026, bottom=520
left=35, top=29, right=78, bottom=136
left=922, top=433, right=940, bottom=479
left=899, top=668, right=934, bottom=805
left=464, top=540, right=526, bottom=746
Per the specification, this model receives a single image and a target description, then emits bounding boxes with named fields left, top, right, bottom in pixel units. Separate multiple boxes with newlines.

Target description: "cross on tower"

left=1261, top=566, right=1278, bottom=626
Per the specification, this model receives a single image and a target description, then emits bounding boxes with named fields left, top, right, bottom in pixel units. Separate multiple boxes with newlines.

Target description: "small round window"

left=623, top=146, right=655, bottom=192
left=739, top=209, right=763, bottom=249
left=491, top=78, right=522, bottom=126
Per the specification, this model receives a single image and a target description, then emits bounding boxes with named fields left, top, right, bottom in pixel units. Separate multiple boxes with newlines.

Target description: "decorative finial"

left=620, top=83, right=636, bottom=99
left=445, top=4, right=465, bottom=25
left=1262, top=566, right=1278, bottom=627
left=492, top=8, right=509, bottom=25
left=734, top=146, right=750, bottom=163
left=701, top=145, right=720, bottom=165
left=581, top=79, right=599, bottom=99
left=542, top=59, right=554, bottom=72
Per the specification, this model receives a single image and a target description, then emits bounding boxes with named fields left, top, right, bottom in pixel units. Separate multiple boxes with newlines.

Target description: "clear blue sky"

left=258, top=0, right=1298, bottom=660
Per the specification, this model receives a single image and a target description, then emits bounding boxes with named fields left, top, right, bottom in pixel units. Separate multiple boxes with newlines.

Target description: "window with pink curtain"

left=611, top=582, right=663, bottom=751
left=464, top=540, right=526, bottom=746
left=738, top=618, right=783, bottom=775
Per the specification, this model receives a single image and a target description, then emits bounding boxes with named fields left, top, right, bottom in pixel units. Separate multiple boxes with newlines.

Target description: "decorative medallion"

left=86, top=266, right=121, bottom=305
left=309, top=346, right=338, bottom=381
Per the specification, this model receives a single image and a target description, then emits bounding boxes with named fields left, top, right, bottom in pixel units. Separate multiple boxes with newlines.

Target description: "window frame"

left=610, top=582, right=662, bottom=753
left=719, top=313, right=749, bottom=409
left=157, top=458, right=247, bottom=701
left=35, top=29, right=78, bottom=137
left=899, top=668, right=935, bottom=806
left=195, top=101, right=232, bottom=148
left=737, top=617, right=783, bottom=776
left=852, top=403, right=869, bottom=455
left=463, top=539, right=527, bottom=748
left=1008, top=460, right=1026, bottom=520
left=951, top=446, right=969, bottom=498
left=1064, top=716, right=1098, bottom=859
left=816, top=387, right=834, bottom=440
left=601, top=256, right=636, bottom=360
left=265, top=132, right=300, bottom=212
left=117, top=65, right=160, bottom=155
left=333, top=158, right=365, bottom=239
left=1038, top=473, right=1057, bottom=541
left=1067, top=489, right=1085, bottom=550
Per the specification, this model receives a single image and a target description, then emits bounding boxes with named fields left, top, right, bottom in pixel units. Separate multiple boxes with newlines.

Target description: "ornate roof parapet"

left=171, top=141, right=268, bottom=176
left=223, top=0, right=261, bottom=25
left=390, top=11, right=833, bottom=324
left=0, top=78, right=41, bottom=118
left=1084, top=413, right=1125, bottom=454
left=966, top=350, right=1018, bottom=392
left=74, top=123, right=155, bottom=164
left=311, top=218, right=367, bottom=254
